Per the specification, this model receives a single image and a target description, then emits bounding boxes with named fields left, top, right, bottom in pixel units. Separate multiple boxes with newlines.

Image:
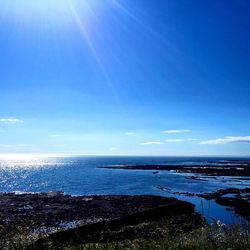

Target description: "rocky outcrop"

left=0, top=192, right=203, bottom=248
left=99, top=162, right=250, bottom=176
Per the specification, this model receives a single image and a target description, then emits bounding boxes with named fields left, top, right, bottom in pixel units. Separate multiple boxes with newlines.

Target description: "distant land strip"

left=98, top=162, right=250, bottom=176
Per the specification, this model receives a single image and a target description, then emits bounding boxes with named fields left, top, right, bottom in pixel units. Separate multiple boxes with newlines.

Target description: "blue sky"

left=0, top=0, right=250, bottom=156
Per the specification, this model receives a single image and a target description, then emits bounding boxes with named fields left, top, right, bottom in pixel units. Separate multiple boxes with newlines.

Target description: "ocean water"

left=0, top=156, right=249, bottom=225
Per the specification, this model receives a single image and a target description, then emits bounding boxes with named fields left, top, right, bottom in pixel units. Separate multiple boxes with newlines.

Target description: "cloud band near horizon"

left=199, top=136, right=250, bottom=145
left=0, top=118, right=24, bottom=124
left=162, top=129, right=191, bottom=134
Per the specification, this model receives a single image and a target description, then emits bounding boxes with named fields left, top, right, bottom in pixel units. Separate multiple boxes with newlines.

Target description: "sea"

left=0, top=156, right=249, bottom=225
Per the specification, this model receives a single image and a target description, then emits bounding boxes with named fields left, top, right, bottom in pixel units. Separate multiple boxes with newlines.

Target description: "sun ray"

left=110, top=0, right=196, bottom=82
left=111, top=0, right=175, bottom=50
left=67, top=0, right=119, bottom=105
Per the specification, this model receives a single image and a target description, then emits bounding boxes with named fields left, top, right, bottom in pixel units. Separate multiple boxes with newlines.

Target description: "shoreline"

left=1, top=159, right=249, bottom=247
left=98, top=162, right=250, bottom=176
left=98, top=163, right=250, bottom=222
left=0, top=192, right=203, bottom=247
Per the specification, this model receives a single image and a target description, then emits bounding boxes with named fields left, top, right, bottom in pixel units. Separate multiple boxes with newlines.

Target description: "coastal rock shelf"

left=98, top=162, right=250, bottom=176
left=0, top=192, right=203, bottom=247
left=174, top=188, right=250, bottom=221
left=97, top=162, right=250, bottom=223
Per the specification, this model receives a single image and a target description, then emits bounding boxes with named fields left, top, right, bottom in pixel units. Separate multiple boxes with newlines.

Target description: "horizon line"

left=0, top=153, right=250, bottom=159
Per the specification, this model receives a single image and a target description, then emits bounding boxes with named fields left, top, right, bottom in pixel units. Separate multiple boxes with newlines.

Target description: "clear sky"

left=0, top=0, right=250, bottom=156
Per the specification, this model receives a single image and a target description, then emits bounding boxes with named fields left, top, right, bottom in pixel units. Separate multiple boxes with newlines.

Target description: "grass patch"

left=68, top=222, right=250, bottom=250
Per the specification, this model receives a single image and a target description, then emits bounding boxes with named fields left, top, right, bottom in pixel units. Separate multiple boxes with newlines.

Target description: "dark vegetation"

left=0, top=193, right=203, bottom=249
left=98, top=161, right=250, bottom=176
left=70, top=223, right=250, bottom=250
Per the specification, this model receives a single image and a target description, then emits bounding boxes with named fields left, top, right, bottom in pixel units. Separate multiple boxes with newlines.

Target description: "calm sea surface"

left=0, top=156, right=249, bottom=225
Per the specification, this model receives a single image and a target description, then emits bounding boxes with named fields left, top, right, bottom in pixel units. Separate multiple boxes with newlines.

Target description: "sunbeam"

left=1, top=0, right=249, bottom=159
left=110, top=0, right=195, bottom=85
left=67, top=0, right=119, bottom=104
left=111, top=0, right=174, bottom=50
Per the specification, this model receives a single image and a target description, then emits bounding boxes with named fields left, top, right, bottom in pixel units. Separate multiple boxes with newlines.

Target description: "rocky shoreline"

left=174, top=188, right=250, bottom=221
left=1, top=162, right=249, bottom=248
left=98, top=161, right=250, bottom=176
left=97, top=163, right=250, bottom=222
left=0, top=192, right=204, bottom=248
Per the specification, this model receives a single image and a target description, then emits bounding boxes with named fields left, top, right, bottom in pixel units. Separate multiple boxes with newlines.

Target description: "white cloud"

left=0, top=144, right=31, bottom=148
left=126, top=132, right=135, bottom=136
left=165, top=138, right=198, bottom=143
left=110, top=147, right=118, bottom=151
left=0, top=118, right=24, bottom=124
left=53, top=144, right=67, bottom=147
left=165, top=139, right=185, bottom=142
left=49, top=134, right=63, bottom=137
left=162, top=129, right=191, bottom=134
left=199, top=136, right=250, bottom=145
left=141, top=141, right=164, bottom=145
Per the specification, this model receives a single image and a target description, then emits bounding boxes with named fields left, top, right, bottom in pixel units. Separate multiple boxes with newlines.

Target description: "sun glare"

left=12, top=0, right=73, bottom=12
left=0, top=154, right=62, bottom=160
left=4, top=0, right=99, bottom=25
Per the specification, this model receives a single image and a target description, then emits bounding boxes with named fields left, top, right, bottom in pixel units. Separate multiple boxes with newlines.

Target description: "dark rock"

left=99, top=163, right=250, bottom=176
left=0, top=192, right=203, bottom=247
left=174, top=188, right=250, bottom=221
